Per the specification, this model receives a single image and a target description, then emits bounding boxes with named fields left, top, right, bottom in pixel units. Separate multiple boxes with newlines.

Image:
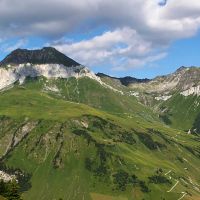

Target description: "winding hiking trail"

left=177, top=192, right=187, bottom=200
left=165, top=170, right=172, bottom=180
left=167, top=180, right=179, bottom=192
left=165, top=170, right=171, bottom=176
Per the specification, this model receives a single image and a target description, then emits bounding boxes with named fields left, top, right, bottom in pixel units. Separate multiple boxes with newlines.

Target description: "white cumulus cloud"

left=1, top=0, right=200, bottom=70
left=52, top=27, right=165, bottom=70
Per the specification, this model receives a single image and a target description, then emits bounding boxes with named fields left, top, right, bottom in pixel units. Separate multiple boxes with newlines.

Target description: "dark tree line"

left=0, top=180, right=22, bottom=200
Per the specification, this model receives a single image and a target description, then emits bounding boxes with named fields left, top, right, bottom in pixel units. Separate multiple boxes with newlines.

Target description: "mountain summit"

left=0, top=47, right=80, bottom=67
left=0, top=47, right=99, bottom=90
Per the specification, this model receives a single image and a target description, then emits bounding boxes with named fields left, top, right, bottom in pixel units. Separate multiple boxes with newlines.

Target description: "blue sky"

left=0, top=0, right=200, bottom=79
left=127, top=33, right=200, bottom=78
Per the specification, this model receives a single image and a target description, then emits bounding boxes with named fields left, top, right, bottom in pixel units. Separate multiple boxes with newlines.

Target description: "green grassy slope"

left=24, top=77, right=158, bottom=121
left=0, top=80, right=199, bottom=200
left=158, top=94, right=200, bottom=132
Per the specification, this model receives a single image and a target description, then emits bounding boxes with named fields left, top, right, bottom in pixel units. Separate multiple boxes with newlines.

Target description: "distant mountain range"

left=0, top=47, right=199, bottom=200
left=96, top=73, right=150, bottom=86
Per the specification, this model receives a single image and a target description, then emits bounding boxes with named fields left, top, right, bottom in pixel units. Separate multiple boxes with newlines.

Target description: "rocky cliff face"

left=0, top=48, right=102, bottom=90
left=0, top=63, right=94, bottom=90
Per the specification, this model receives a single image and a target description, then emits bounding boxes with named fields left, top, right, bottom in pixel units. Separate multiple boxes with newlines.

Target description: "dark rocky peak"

left=96, top=73, right=113, bottom=79
left=0, top=47, right=80, bottom=67
left=119, top=76, right=150, bottom=86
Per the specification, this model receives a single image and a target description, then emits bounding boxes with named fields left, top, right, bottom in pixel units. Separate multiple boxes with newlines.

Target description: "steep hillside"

left=158, top=94, right=200, bottom=132
left=0, top=84, right=200, bottom=200
left=151, top=67, right=200, bottom=132
left=193, top=113, right=200, bottom=133
left=35, top=77, right=157, bottom=120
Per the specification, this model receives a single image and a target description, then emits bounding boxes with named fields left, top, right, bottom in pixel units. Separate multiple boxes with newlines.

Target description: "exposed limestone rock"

left=155, top=95, right=172, bottom=101
left=180, top=85, right=200, bottom=97
left=0, top=171, right=17, bottom=182
left=0, top=63, right=124, bottom=95
left=129, top=67, right=200, bottom=96
left=12, top=121, right=37, bottom=147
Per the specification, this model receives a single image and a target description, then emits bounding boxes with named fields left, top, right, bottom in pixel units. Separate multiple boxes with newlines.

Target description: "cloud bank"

left=1, top=0, right=200, bottom=70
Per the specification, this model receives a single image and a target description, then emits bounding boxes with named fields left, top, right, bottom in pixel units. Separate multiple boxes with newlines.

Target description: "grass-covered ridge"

left=37, top=76, right=156, bottom=118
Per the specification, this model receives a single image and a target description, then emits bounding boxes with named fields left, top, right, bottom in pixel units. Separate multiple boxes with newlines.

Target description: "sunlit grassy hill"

left=0, top=77, right=199, bottom=200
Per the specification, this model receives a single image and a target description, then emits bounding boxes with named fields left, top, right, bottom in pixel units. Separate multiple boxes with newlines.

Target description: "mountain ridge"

left=96, top=72, right=150, bottom=86
left=97, top=66, right=200, bottom=90
left=1, top=47, right=199, bottom=85
left=0, top=47, right=199, bottom=99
